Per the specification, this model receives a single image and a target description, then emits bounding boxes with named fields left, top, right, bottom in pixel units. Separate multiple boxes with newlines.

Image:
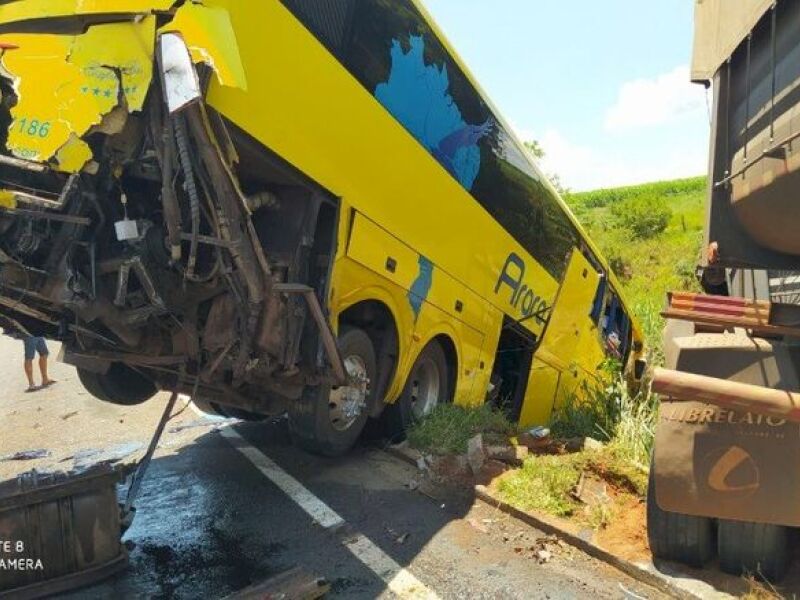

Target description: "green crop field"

left=566, top=176, right=707, bottom=362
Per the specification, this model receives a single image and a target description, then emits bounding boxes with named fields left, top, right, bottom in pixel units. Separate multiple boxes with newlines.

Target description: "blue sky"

left=423, top=0, right=711, bottom=191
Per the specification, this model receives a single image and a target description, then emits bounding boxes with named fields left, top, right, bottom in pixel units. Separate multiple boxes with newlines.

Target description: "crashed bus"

left=648, top=0, right=800, bottom=583
left=0, top=0, right=643, bottom=458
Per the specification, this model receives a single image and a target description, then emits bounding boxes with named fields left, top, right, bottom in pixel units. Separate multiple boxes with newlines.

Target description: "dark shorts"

left=24, top=336, right=48, bottom=361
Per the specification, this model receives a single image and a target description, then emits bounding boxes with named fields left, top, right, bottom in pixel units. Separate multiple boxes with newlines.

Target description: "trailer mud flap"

left=654, top=399, right=800, bottom=525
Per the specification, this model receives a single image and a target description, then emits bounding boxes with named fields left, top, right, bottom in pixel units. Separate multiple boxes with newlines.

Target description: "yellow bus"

left=0, top=0, right=643, bottom=456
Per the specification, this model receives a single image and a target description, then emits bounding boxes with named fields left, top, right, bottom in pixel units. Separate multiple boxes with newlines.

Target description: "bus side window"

left=601, top=292, right=632, bottom=360
left=590, top=274, right=607, bottom=324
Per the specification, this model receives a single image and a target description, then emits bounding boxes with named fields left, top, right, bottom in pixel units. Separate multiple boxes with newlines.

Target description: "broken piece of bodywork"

left=160, top=2, right=247, bottom=90
left=0, top=17, right=155, bottom=170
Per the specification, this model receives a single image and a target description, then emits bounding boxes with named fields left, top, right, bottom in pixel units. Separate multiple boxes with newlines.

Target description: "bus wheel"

left=289, top=327, right=376, bottom=457
left=646, top=465, right=714, bottom=568
left=77, top=363, right=158, bottom=406
left=384, top=340, right=452, bottom=440
left=718, top=520, right=792, bottom=582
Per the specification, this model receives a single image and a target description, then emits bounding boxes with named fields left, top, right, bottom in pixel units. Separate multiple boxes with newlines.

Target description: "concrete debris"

left=429, top=454, right=470, bottom=480
left=536, top=549, right=553, bottom=564
left=573, top=472, right=611, bottom=506
left=485, top=443, right=528, bottom=466
left=466, top=433, right=486, bottom=474
left=1, top=449, right=50, bottom=461
left=565, top=437, right=605, bottom=453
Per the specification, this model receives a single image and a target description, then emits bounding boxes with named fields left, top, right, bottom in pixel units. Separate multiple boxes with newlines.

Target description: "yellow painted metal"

left=55, top=135, right=93, bottom=173
left=0, top=17, right=155, bottom=168
left=520, top=360, right=561, bottom=427
left=159, top=2, right=247, bottom=90
left=0, top=0, right=174, bottom=24
left=0, top=190, right=15, bottom=209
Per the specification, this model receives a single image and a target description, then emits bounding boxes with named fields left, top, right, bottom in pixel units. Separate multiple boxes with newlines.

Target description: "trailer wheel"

left=718, top=520, right=792, bottom=582
left=647, top=466, right=715, bottom=568
left=289, top=327, right=376, bottom=457
left=77, top=363, right=158, bottom=406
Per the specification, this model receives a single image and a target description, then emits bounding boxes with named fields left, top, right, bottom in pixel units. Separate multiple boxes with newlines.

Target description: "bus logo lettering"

left=495, top=253, right=548, bottom=320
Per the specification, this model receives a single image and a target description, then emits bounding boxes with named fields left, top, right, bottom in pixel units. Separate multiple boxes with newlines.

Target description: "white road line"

left=219, top=427, right=440, bottom=599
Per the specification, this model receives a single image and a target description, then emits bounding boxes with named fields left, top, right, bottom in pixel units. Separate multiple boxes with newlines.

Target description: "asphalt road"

left=0, top=335, right=671, bottom=599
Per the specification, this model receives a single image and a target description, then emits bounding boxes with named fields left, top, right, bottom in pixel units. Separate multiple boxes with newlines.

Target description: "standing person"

left=698, top=241, right=730, bottom=296
left=23, top=335, right=55, bottom=393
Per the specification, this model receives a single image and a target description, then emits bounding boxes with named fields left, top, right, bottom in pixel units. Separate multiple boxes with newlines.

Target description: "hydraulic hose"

left=174, top=115, right=200, bottom=281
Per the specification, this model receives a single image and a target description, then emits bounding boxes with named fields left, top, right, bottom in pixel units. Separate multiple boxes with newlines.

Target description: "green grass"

left=498, top=452, right=583, bottom=517
left=497, top=445, right=648, bottom=520
left=567, top=176, right=707, bottom=362
left=406, top=403, right=515, bottom=455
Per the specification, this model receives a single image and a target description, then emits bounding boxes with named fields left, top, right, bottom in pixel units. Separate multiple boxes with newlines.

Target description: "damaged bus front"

left=0, top=2, right=346, bottom=428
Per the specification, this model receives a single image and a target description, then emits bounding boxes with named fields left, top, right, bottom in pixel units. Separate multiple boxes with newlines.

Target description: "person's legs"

left=24, top=359, right=35, bottom=388
left=23, top=338, right=36, bottom=391
left=36, top=338, right=54, bottom=386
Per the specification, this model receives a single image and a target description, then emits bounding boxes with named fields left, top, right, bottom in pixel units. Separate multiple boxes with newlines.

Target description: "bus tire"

left=646, top=466, right=714, bottom=568
left=288, top=327, right=376, bottom=457
left=77, top=363, right=158, bottom=406
left=383, top=340, right=452, bottom=441
left=718, top=520, right=791, bottom=582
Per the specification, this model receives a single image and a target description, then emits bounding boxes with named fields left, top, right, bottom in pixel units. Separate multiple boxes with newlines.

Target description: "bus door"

left=518, top=250, right=602, bottom=428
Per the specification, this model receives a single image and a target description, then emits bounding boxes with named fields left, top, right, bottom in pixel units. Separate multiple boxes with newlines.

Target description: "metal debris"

left=1, top=448, right=50, bottom=461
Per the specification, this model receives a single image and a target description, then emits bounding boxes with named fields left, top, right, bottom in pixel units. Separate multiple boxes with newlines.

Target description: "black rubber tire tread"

left=718, top=519, right=792, bottom=583
left=646, top=466, right=715, bottom=568
left=288, top=327, right=376, bottom=457
left=383, top=340, right=452, bottom=442
left=77, top=363, right=158, bottom=406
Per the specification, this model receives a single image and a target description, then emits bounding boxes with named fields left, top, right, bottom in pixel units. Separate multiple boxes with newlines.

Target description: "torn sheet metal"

left=160, top=2, right=247, bottom=90
left=0, top=17, right=156, bottom=171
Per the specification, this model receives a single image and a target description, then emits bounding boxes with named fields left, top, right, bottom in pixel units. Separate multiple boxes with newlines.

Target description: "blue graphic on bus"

left=408, top=255, right=434, bottom=321
left=375, top=35, right=491, bottom=191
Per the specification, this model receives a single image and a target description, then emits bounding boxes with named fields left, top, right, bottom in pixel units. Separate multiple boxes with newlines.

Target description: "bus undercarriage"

left=0, top=14, right=349, bottom=430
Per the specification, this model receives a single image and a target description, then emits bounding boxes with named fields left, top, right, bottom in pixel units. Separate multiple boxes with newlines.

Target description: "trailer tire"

left=647, top=467, right=715, bottom=568
left=77, top=363, right=158, bottom=406
left=383, top=340, right=452, bottom=441
left=718, top=520, right=792, bottom=582
left=289, top=327, right=376, bottom=457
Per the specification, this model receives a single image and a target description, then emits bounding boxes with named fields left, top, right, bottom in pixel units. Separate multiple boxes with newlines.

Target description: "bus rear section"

left=0, top=3, right=354, bottom=452
left=0, top=1, right=643, bottom=458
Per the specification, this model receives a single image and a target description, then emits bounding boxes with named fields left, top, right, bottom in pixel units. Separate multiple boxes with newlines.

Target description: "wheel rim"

left=328, top=355, right=370, bottom=432
left=409, top=357, right=442, bottom=420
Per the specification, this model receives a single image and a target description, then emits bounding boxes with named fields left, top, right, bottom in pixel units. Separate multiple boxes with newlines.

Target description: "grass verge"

left=406, top=403, right=515, bottom=456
